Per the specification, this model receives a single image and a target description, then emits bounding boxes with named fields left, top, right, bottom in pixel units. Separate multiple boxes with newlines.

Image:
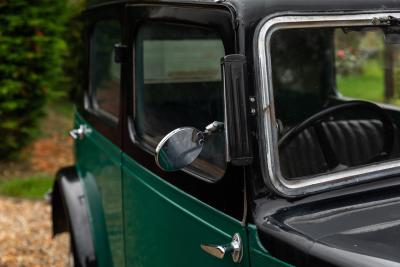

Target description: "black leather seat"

left=280, top=120, right=398, bottom=179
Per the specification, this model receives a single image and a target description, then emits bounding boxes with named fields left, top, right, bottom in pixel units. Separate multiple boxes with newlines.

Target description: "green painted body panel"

left=247, top=225, right=293, bottom=267
left=74, top=113, right=125, bottom=267
left=73, top=115, right=293, bottom=267
left=73, top=110, right=252, bottom=266
left=122, top=153, right=249, bottom=267
left=79, top=170, right=113, bottom=267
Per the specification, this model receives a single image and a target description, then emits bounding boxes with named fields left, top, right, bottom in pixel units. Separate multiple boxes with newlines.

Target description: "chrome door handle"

left=200, top=233, right=243, bottom=263
left=69, top=125, right=91, bottom=140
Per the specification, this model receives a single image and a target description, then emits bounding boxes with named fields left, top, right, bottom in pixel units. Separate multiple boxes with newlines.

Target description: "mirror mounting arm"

left=195, top=121, right=224, bottom=145
left=204, top=121, right=224, bottom=135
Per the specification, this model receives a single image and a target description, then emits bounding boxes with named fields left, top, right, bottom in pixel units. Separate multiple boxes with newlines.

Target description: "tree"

left=0, top=0, right=68, bottom=159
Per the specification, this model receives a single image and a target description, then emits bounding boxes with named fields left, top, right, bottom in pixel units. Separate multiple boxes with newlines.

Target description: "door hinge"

left=249, top=96, right=257, bottom=116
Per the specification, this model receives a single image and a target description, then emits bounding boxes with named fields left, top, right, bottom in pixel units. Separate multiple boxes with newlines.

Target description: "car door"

left=73, top=4, right=125, bottom=267
left=121, top=4, right=250, bottom=267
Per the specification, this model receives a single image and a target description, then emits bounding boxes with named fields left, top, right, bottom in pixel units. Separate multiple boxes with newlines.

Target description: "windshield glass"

left=270, top=26, right=400, bottom=179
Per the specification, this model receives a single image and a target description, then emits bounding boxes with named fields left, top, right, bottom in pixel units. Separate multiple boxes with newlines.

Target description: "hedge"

left=0, top=1, right=69, bottom=159
left=63, top=0, right=85, bottom=102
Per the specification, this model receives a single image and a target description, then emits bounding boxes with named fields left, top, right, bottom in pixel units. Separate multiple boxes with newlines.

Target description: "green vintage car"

left=52, top=0, right=400, bottom=266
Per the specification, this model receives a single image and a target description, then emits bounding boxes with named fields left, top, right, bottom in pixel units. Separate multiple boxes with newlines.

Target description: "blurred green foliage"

left=64, top=0, right=86, bottom=101
left=0, top=175, right=53, bottom=199
left=0, top=0, right=84, bottom=159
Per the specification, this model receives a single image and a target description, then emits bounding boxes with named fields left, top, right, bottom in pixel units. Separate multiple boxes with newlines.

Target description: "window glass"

left=90, top=20, right=121, bottom=119
left=271, top=28, right=333, bottom=126
left=135, top=22, right=226, bottom=179
left=270, top=27, right=400, bottom=179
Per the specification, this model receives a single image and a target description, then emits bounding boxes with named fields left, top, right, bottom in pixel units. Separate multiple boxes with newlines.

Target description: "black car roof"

left=87, top=0, right=400, bottom=30
left=87, top=0, right=400, bottom=15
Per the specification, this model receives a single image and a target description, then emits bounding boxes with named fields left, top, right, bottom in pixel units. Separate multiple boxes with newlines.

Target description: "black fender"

left=52, top=166, right=97, bottom=267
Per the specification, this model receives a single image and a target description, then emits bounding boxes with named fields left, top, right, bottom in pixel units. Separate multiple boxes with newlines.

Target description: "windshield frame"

left=256, top=12, right=400, bottom=197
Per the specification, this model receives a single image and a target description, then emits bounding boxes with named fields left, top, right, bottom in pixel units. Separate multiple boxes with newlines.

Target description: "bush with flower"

left=335, top=47, right=366, bottom=76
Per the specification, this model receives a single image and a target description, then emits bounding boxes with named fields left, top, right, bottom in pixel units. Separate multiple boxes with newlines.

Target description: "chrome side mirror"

left=155, top=122, right=223, bottom=172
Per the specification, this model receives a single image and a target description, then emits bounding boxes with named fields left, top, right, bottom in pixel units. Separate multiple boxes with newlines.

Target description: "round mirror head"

left=155, top=127, right=204, bottom=172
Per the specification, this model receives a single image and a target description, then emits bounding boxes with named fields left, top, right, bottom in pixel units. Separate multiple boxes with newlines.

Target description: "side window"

left=90, top=20, right=121, bottom=121
left=135, top=22, right=226, bottom=180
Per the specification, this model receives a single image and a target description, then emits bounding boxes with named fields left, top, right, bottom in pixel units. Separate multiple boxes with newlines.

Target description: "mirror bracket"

left=204, top=121, right=224, bottom=135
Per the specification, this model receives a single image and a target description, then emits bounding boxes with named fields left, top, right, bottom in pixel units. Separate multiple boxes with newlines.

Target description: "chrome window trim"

left=257, top=12, right=400, bottom=197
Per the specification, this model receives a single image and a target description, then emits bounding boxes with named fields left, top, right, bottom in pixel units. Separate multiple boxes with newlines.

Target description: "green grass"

left=0, top=176, right=53, bottom=199
left=337, top=59, right=385, bottom=103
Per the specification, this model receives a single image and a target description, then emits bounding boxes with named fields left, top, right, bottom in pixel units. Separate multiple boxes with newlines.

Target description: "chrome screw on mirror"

left=200, top=233, right=243, bottom=263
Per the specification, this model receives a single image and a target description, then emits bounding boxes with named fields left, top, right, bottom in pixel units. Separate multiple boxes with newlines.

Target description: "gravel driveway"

left=0, top=197, right=69, bottom=267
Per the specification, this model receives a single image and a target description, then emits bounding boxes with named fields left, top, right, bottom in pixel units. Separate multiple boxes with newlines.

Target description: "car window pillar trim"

left=257, top=12, right=400, bottom=197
